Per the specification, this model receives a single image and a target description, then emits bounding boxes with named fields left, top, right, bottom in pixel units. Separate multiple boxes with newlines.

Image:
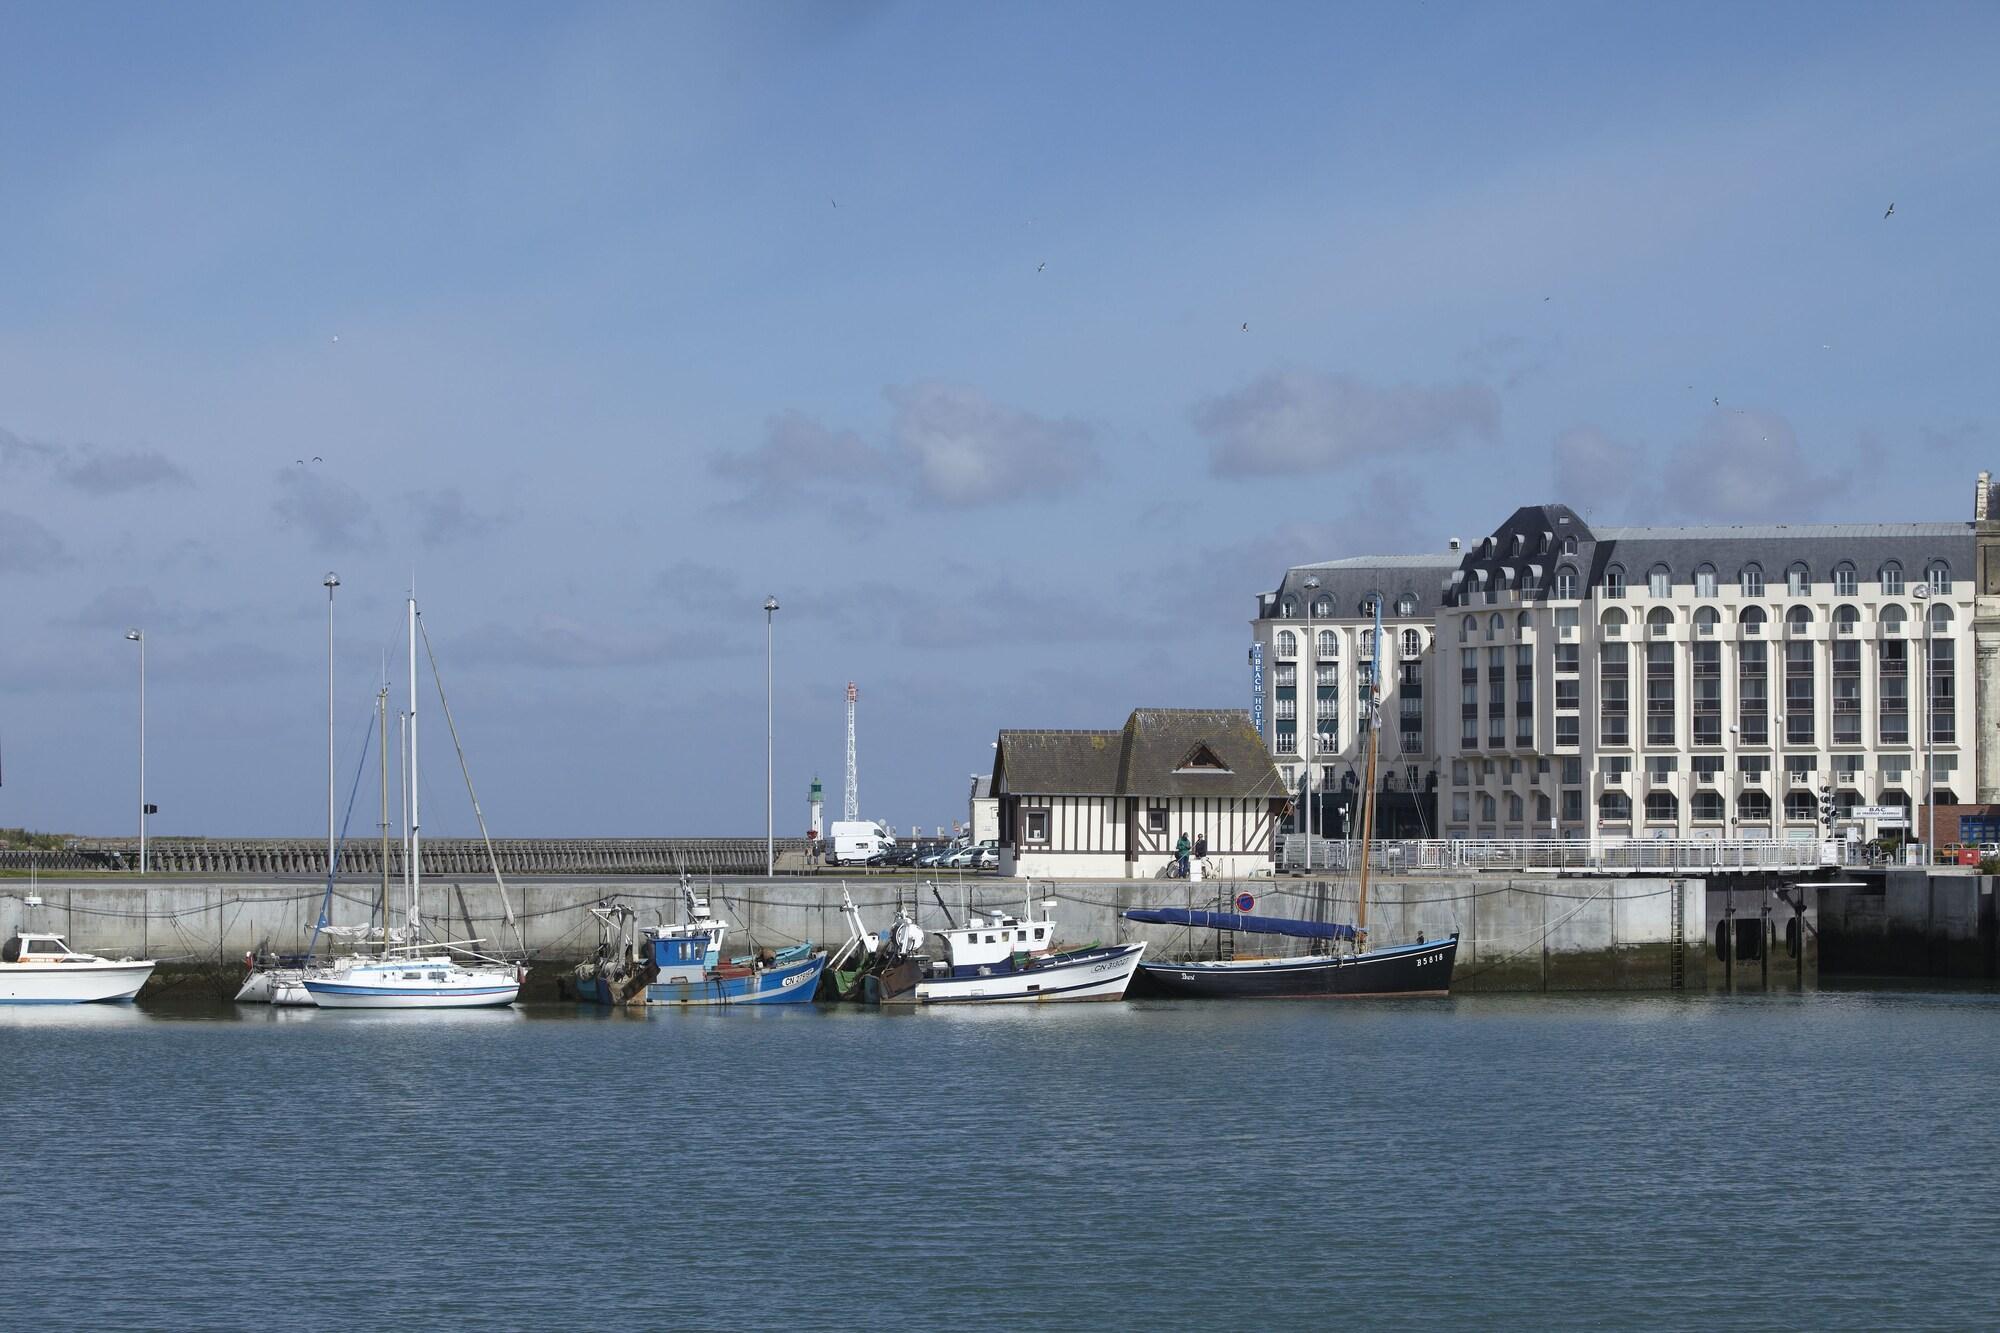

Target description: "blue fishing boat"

left=569, top=885, right=826, bottom=1007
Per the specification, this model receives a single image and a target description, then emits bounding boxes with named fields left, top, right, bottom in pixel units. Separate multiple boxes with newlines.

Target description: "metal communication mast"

left=844, top=682, right=859, bottom=822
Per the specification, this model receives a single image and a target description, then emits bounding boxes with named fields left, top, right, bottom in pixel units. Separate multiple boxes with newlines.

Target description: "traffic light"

left=1817, top=786, right=1836, bottom=836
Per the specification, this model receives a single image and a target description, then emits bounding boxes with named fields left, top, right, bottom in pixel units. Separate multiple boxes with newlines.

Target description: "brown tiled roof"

left=996, top=709, right=1284, bottom=800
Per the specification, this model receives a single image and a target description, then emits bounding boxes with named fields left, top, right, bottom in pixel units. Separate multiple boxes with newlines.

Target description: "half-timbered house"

left=991, top=708, right=1287, bottom=878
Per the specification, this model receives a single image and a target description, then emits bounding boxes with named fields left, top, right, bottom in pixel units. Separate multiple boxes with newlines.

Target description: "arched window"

left=1316, top=630, right=1337, bottom=657
left=1647, top=607, right=1673, bottom=637
left=1460, top=615, right=1475, bottom=643
left=1604, top=566, right=1626, bottom=599
left=1927, top=562, right=1952, bottom=593
left=1740, top=564, right=1764, bottom=596
left=1516, top=612, right=1532, bottom=634
left=1601, top=608, right=1627, bottom=638
left=1691, top=791, right=1725, bottom=822
left=1645, top=791, right=1678, bottom=823
left=1786, top=605, right=1813, bottom=634
left=1694, top=563, right=1717, bottom=598
left=1488, top=613, right=1503, bottom=640
left=1694, top=607, right=1720, bottom=636
left=1361, top=593, right=1383, bottom=617
left=1562, top=536, right=1578, bottom=556
left=1600, top=791, right=1632, bottom=821
left=1359, top=629, right=1375, bottom=656
left=1930, top=603, right=1955, bottom=631
left=1276, top=631, right=1297, bottom=658
left=1737, top=790, right=1772, bottom=822
left=1401, top=628, right=1421, bottom=657
left=1740, top=605, right=1767, bottom=635
left=1833, top=563, right=1858, bottom=596
left=1648, top=564, right=1672, bottom=597
left=1312, top=596, right=1333, bottom=618
left=1880, top=604, right=1906, bottom=635
left=1879, top=562, right=1905, bottom=595
left=1395, top=593, right=1418, bottom=617
left=1787, top=563, right=1811, bottom=595
left=1554, top=566, right=1578, bottom=599
left=1280, top=596, right=1297, bottom=617
left=1834, top=605, right=1860, bottom=636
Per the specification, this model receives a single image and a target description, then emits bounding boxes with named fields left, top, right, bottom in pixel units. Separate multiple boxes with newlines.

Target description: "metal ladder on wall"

left=1215, top=884, right=1236, bottom=962
left=1668, top=877, right=1686, bottom=990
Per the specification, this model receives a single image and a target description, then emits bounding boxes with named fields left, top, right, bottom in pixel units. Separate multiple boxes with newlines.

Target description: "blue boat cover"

left=1122, top=908, right=1357, bottom=942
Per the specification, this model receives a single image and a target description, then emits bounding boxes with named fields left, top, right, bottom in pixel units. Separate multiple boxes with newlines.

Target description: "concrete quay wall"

left=2, top=873, right=1711, bottom=993
left=1819, top=872, right=1999, bottom=979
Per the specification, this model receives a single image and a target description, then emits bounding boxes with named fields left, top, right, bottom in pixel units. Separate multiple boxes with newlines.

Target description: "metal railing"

left=1278, top=836, right=1834, bottom=873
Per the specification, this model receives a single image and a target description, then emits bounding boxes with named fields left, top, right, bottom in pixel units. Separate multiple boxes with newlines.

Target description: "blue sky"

left=2, top=1, right=1995, bottom=838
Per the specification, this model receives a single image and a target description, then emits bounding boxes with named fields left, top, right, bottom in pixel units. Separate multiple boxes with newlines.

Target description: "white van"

left=828, top=820, right=895, bottom=866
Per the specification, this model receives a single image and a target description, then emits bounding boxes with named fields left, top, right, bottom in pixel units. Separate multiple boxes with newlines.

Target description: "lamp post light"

left=324, top=573, right=340, bottom=892
left=125, top=629, right=146, bottom=873
left=1913, top=583, right=1935, bottom=865
left=764, top=595, right=780, bottom=878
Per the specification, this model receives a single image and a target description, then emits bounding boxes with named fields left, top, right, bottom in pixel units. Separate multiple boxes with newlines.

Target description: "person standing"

left=1193, top=832, right=1208, bottom=866
left=1175, top=830, right=1191, bottom=877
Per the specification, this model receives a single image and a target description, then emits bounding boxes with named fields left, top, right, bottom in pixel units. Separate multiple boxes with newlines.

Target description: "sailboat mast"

left=1355, top=596, right=1384, bottom=951
left=409, top=594, right=421, bottom=940
left=378, top=679, right=390, bottom=953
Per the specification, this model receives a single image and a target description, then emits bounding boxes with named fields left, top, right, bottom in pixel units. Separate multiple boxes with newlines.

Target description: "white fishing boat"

left=304, top=594, right=525, bottom=1010
left=837, top=888, right=1145, bottom=1005
left=1, top=933, right=157, bottom=1004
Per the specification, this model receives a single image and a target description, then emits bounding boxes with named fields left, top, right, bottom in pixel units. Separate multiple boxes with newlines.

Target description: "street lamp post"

left=125, top=629, right=145, bottom=873
left=765, top=595, right=780, bottom=878
left=324, top=573, right=340, bottom=896
left=1913, top=584, right=1933, bottom=865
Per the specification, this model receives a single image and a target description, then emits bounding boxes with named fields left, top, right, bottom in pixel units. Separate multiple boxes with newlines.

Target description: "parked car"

left=923, top=840, right=967, bottom=868
left=972, top=845, right=999, bottom=869
left=945, top=840, right=998, bottom=869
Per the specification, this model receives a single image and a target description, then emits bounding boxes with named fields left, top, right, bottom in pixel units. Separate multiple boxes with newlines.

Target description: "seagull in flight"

left=1240, top=322, right=1249, bottom=332
left=1037, top=261, right=1045, bottom=272
left=1713, top=396, right=1720, bottom=406
left=1884, top=202, right=1894, bottom=219
left=312, top=456, right=323, bottom=463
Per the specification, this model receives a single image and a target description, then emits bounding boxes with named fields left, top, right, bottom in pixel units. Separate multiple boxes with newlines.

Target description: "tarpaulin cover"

left=1122, top=908, right=1357, bottom=942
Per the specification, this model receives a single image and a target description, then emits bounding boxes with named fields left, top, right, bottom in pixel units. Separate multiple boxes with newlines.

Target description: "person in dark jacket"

left=1175, top=831, right=1191, bottom=876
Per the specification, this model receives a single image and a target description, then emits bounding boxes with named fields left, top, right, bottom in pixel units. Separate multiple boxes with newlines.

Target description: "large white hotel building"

left=1250, top=496, right=1991, bottom=842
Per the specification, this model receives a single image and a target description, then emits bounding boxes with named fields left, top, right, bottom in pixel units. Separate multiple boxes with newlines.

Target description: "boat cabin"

left=938, top=913, right=1056, bottom=973
left=2, top=934, right=90, bottom=964
left=648, top=929, right=725, bottom=984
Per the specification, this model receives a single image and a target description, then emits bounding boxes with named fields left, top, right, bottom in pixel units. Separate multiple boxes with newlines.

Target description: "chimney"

left=1978, top=471, right=1992, bottom=522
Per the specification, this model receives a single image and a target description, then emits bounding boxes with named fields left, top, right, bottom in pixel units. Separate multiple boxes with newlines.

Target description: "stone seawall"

left=3, top=873, right=1713, bottom=993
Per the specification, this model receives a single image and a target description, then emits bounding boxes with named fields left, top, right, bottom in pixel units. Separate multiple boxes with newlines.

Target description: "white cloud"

left=1658, top=411, right=1848, bottom=522
left=272, top=468, right=378, bottom=551
left=1193, top=370, right=1499, bottom=475
left=886, top=381, right=1099, bottom=505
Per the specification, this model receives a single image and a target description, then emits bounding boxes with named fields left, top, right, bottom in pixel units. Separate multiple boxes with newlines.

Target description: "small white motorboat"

left=0, top=933, right=156, bottom=1004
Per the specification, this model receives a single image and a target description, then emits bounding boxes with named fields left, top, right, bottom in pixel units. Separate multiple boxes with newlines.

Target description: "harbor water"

left=5, top=989, right=1998, bottom=1329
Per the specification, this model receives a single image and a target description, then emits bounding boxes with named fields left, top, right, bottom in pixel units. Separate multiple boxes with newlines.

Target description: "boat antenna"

left=378, top=658, right=391, bottom=953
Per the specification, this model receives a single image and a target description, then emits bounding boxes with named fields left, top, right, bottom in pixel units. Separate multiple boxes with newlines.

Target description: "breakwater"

left=0, top=872, right=1745, bottom=994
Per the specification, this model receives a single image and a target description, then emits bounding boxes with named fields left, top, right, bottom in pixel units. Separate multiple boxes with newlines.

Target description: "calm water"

left=5, top=990, right=1998, bottom=1330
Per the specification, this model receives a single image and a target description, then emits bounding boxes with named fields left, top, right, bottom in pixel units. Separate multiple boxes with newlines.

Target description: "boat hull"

left=0, top=960, right=156, bottom=1004
left=1134, top=936, right=1458, bottom=999
left=304, top=959, right=522, bottom=1009
left=235, top=967, right=318, bottom=1005
left=575, top=952, right=828, bottom=1007
left=887, top=942, right=1147, bottom=1005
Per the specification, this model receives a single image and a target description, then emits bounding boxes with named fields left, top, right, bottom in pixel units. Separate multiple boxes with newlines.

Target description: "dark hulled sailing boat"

left=1128, top=595, right=1458, bottom=998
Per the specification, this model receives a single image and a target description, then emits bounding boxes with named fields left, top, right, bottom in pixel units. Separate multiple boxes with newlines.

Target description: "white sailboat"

left=306, top=595, right=523, bottom=1010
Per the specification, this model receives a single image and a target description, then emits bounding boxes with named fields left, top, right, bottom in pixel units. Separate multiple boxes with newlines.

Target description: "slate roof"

left=1262, top=504, right=1976, bottom=617
left=995, top=709, right=1285, bottom=801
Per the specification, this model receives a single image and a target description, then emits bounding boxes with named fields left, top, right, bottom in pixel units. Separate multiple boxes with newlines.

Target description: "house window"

left=1694, top=565, right=1717, bottom=598
left=1396, top=594, right=1418, bottom=616
left=1276, top=631, right=1297, bottom=659
left=1648, top=565, right=1672, bottom=597
left=1787, top=563, right=1811, bottom=595
left=1738, top=790, right=1772, bottom=822
left=1024, top=811, right=1050, bottom=843
left=1601, top=608, right=1626, bottom=639
left=1145, top=808, right=1167, bottom=834
left=1738, top=640, right=1767, bottom=743
left=1740, top=565, right=1764, bottom=596
left=1928, top=562, right=1952, bottom=594
left=1604, top=567, right=1626, bottom=599
left=1600, top=791, right=1632, bottom=821
left=1645, top=791, right=1678, bottom=823
left=1691, top=791, right=1725, bottom=822
left=1833, top=564, right=1857, bottom=596
left=1280, top=597, right=1297, bottom=617
left=1316, top=630, right=1337, bottom=657
left=1460, top=615, right=1476, bottom=643
left=1312, top=596, right=1333, bottom=618
left=1741, top=605, right=1766, bottom=637
left=1880, top=563, right=1904, bottom=595
left=1555, top=567, right=1578, bottom=599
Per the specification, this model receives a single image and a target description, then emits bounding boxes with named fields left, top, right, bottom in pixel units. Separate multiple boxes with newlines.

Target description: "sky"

left=2, top=1, right=1996, bottom=839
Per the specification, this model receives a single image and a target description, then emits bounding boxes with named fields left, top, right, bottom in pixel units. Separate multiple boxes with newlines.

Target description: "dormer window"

left=1175, top=743, right=1232, bottom=774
